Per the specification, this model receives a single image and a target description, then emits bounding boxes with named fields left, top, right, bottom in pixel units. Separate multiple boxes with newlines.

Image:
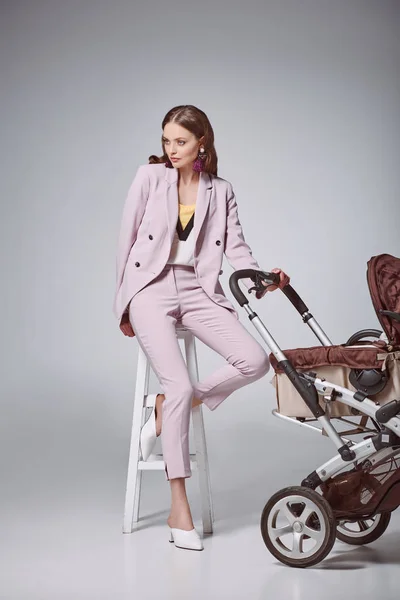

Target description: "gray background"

left=1, top=1, right=400, bottom=598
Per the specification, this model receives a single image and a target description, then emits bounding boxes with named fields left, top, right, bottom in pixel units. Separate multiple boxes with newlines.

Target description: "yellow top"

left=179, top=203, right=195, bottom=229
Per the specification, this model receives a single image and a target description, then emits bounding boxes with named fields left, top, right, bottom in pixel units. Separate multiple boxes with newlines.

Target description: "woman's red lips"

left=171, top=157, right=180, bottom=161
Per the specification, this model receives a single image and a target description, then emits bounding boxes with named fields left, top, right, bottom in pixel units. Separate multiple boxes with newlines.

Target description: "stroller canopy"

left=367, top=253, right=400, bottom=348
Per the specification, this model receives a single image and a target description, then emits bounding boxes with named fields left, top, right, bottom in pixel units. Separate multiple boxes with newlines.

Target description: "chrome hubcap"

left=267, top=495, right=326, bottom=559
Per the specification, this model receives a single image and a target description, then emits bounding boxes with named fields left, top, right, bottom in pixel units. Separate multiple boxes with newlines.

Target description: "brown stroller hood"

left=367, top=253, right=400, bottom=349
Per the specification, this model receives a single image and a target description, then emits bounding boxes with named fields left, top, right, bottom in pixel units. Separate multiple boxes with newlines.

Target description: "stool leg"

left=184, top=332, right=214, bottom=535
left=123, top=346, right=150, bottom=533
left=133, top=356, right=151, bottom=523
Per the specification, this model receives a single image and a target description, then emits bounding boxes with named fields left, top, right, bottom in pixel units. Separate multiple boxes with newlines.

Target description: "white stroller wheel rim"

left=337, top=514, right=382, bottom=538
left=337, top=516, right=378, bottom=537
left=335, top=511, right=392, bottom=546
left=267, top=494, right=327, bottom=560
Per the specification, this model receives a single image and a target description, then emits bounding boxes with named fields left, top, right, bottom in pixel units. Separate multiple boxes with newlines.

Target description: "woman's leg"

left=154, top=314, right=269, bottom=431
left=129, top=299, right=193, bottom=480
left=187, top=309, right=270, bottom=411
left=154, top=268, right=270, bottom=434
left=128, top=270, right=198, bottom=531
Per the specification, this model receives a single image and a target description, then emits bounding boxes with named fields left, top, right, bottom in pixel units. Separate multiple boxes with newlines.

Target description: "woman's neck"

left=177, top=166, right=200, bottom=186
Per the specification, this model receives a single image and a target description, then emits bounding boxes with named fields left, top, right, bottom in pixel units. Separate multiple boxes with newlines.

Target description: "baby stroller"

left=229, top=253, right=400, bottom=568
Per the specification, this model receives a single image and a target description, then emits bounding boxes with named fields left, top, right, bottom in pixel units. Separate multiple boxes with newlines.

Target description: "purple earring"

left=193, top=147, right=206, bottom=172
left=165, top=158, right=173, bottom=168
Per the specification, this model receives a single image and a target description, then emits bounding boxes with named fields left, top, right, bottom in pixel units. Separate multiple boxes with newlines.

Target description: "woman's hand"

left=119, top=312, right=135, bottom=337
left=257, top=267, right=290, bottom=298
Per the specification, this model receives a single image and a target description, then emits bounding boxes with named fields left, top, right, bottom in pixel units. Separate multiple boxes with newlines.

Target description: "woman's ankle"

left=155, top=394, right=164, bottom=436
left=167, top=511, right=194, bottom=530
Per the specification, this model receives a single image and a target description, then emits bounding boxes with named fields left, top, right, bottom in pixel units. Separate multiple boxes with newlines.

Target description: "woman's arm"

left=115, top=165, right=150, bottom=296
left=223, top=182, right=261, bottom=290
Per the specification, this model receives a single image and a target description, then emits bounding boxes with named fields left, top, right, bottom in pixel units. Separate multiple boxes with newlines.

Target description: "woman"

left=114, top=105, right=290, bottom=551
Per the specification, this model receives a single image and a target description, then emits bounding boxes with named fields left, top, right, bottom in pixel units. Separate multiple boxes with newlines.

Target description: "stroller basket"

left=270, top=345, right=400, bottom=419
left=321, top=448, right=400, bottom=518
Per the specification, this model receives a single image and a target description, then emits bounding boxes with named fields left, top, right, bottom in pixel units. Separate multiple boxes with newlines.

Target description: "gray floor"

left=2, top=417, right=400, bottom=600
left=2, top=489, right=400, bottom=600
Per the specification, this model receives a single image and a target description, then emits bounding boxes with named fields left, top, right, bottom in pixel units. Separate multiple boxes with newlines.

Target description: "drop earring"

left=165, top=157, right=173, bottom=168
left=193, top=146, right=206, bottom=172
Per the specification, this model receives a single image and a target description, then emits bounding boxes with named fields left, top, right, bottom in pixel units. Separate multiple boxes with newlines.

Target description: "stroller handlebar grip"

left=229, top=270, right=309, bottom=315
left=228, top=269, right=280, bottom=306
left=281, top=285, right=309, bottom=315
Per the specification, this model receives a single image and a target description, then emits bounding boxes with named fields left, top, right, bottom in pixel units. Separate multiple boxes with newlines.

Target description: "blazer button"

left=135, top=262, right=140, bottom=267
left=216, top=240, right=221, bottom=246
left=219, top=270, right=223, bottom=275
left=149, top=234, right=153, bottom=240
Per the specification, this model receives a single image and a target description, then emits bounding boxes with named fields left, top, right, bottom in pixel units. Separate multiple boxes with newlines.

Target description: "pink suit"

left=114, top=163, right=270, bottom=480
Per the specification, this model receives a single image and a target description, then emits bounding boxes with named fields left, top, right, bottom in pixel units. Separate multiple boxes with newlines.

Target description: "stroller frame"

left=229, top=257, right=400, bottom=567
left=240, top=299, right=400, bottom=486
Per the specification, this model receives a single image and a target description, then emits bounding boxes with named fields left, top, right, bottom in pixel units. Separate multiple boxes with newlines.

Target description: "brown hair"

left=148, top=105, right=218, bottom=176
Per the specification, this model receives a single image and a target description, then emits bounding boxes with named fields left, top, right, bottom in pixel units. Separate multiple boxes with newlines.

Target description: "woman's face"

left=162, top=122, right=202, bottom=169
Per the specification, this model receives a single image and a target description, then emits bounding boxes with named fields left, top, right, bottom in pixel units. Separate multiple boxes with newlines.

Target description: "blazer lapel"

left=164, top=166, right=213, bottom=247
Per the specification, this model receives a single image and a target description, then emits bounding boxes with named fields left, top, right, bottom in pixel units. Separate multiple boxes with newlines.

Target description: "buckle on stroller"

left=337, top=443, right=357, bottom=462
left=371, top=427, right=400, bottom=451
left=317, top=385, right=339, bottom=403
left=376, top=399, right=400, bottom=424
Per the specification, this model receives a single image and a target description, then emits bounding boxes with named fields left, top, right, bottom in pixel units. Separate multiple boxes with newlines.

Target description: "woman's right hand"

left=119, top=312, right=135, bottom=337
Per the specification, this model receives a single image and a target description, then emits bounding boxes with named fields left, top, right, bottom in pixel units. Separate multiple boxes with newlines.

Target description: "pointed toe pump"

left=139, top=393, right=159, bottom=461
left=169, top=527, right=204, bottom=551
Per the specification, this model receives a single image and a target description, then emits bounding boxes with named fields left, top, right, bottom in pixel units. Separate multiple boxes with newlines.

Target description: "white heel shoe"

left=168, top=527, right=204, bottom=551
left=139, top=393, right=159, bottom=461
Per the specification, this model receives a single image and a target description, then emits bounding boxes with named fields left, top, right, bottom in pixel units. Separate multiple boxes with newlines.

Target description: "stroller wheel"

left=336, top=512, right=391, bottom=545
left=260, top=486, right=336, bottom=568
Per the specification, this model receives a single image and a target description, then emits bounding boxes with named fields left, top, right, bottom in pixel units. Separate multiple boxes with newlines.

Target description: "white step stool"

left=123, top=326, right=214, bottom=534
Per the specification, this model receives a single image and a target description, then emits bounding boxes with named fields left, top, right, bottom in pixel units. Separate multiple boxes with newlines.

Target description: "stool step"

left=143, top=394, right=158, bottom=408
left=138, top=453, right=199, bottom=471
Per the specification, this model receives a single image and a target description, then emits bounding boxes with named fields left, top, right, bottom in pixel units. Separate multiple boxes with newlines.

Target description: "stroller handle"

left=229, top=269, right=309, bottom=316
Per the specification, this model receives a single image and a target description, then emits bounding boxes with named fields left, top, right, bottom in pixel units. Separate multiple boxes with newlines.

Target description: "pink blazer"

left=113, top=163, right=261, bottom=325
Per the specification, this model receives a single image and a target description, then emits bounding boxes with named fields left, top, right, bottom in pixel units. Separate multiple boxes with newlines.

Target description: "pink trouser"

left=128, top=264, right=270, bottom=481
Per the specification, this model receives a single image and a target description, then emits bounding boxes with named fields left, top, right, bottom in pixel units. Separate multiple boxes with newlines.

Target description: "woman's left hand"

left=257, top=268, right=290, bottom=298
